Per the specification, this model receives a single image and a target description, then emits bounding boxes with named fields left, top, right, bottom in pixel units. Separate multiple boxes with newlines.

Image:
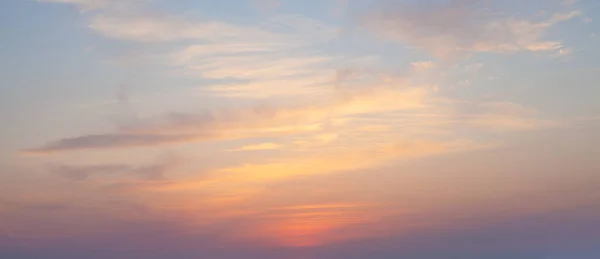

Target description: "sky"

left=1, top=0, right=600, bottom=258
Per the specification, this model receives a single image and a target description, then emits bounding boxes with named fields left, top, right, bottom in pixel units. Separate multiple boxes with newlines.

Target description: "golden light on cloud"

left=210, top=139, right=458, bottom=184
left=228, top=142, right=283, bottom=152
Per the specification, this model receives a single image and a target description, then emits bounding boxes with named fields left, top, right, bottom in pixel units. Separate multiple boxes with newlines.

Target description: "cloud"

left=90, top=13, right=265, bottom=42
left=23, top=134, right=199, bottom=154
left=131, top=154, right=185, bottom=181
left=203, top=75, right=333, bottom=98
left=86, top=5, right=338, bottom=96
left=31, top=0, right=561, bottom=158
left=362, top=0, right=581, bottom=58
left=123, top=86, right=431, bottom=136
left=89, top=12, right=336, bottom=44
left=40, top=0, right=342, bottom=100
left=1, top=199, right=69, bottom=212
left=48, top=155, right=184, bottom=182
left=454, top=101, right=557, bottom=131
left=411, top=61, right=435, bottom=72
left=161, top=139, right=482, bottom=193
left=24, top=84, right=551, bottom=153
left=291, top=133, right=339, bottom=149
left=228, top=143, right=283, bottom=152
left=188, top=54, right=332, bottom=80
left=235, top=202, right=384, bottom=247
left=37, top=0, right=142, bottom=11
left=50, top=164, right=131, bottom=181
left=193, top=56, right=376, bottom=98
left=105, top=139, right=489, bottom=248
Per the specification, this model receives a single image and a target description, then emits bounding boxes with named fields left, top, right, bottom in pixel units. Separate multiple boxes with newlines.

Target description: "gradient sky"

left=1, top=0, right=600, bottom=258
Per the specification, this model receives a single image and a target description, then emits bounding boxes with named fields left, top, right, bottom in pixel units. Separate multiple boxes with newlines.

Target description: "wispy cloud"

left=23, top=84, right=429, bottom=153
left=23, top=134, right=198, bottom=154
left=453, top=101, right=557, bottom=131
left=363, top=0, right=581, bottom=58
left=24, top=79, right=554, bottom=154
left=48, top=154, right=184, bottom=182
left=228, top=143, right=283, bottom=152
left=37, top=0, right=142, bottom=11
left=210, top=140, right=475, bottom=183
left=411, top=61, right=436, bottom=72
left=50, top=163, right=130, bottom=181
left=80, top=2, right=340, bottom=99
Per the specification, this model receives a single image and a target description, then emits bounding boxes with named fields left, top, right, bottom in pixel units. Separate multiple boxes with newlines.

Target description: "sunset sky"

left=1, top=0, right=600, bottom=258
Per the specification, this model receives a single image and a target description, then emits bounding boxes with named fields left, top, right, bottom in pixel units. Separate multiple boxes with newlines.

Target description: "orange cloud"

left=227, top=143, right=283, bottom=152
